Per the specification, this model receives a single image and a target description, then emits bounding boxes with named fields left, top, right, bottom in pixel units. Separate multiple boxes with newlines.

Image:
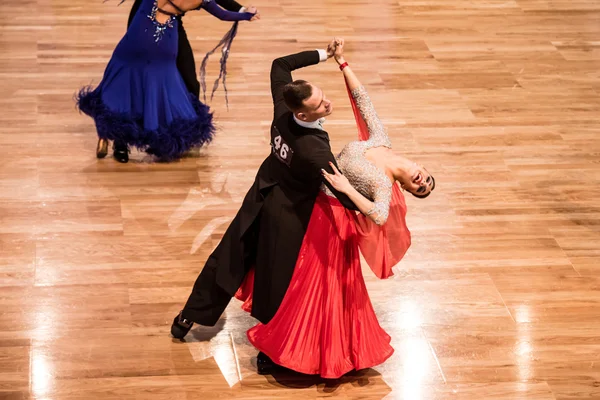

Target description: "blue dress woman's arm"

left=200, top=0, right=254, bottom=21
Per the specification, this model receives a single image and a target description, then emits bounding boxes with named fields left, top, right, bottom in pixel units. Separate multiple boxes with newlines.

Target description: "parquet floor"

left=1, top=0, right=599, bottom=399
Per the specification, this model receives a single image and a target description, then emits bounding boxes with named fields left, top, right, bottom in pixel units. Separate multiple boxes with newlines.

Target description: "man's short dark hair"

left=283, top=80, right=312, bottom=111
left=411, top=175, right=435, bottom=199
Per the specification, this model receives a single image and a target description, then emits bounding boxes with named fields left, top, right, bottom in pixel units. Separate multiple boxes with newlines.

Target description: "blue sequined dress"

left=76, top=0, right=250, bottom=161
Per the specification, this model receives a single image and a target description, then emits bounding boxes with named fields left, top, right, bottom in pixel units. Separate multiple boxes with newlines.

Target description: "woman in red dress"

left=235, top=39, right=435, bottom=379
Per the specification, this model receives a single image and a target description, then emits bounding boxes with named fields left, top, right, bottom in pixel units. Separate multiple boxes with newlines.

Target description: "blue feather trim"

left=76, top=86, right=215, bottom=161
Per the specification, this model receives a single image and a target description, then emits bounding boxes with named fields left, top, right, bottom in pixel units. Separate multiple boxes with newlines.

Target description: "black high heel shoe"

left=113, top=141, right=129, bottom=163
left=96, top=138, right=108, bottom=159
left=256, top=352, right=278, bottom=375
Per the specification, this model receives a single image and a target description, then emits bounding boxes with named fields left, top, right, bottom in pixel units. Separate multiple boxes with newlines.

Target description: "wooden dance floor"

left=2, top=0, right=600, bottom=398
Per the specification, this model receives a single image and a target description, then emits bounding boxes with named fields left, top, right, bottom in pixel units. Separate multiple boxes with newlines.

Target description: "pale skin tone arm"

left=328, top=38, right=360, bottom=90
left=329, top=38, right=388, bottom=144
left=322, top=39, right=386, bottom=225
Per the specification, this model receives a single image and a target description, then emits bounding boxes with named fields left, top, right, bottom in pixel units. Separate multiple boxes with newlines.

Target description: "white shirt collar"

left=293, top=115, right=326, bottom=130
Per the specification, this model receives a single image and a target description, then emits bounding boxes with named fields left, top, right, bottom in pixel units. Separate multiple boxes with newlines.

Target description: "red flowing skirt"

left=235, top=192, right=394, bottom=379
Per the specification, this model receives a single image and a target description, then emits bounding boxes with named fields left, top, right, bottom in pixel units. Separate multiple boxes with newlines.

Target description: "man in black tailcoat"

left=171, top=41, right=357, bottom=370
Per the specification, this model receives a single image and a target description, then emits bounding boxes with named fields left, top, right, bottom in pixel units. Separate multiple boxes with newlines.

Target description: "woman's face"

left=401, top=163, right=433, bottom=196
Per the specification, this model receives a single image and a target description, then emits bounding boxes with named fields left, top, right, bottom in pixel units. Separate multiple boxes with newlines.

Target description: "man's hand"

left=326, top=38, right=337, bottom=59
left=247, top=5, right=260, bottom=20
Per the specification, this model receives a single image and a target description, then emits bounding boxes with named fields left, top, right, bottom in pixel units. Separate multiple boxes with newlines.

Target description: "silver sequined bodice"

left=323, top=86, right=393, bottom=225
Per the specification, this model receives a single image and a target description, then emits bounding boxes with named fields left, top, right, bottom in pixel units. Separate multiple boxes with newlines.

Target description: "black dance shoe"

left=113, top=141, right=129, bottom=163
left=171, top=311, right=193, bottom=339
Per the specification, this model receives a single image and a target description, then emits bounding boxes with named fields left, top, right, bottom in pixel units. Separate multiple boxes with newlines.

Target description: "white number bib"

left=271, top=129, right=294, bottom=167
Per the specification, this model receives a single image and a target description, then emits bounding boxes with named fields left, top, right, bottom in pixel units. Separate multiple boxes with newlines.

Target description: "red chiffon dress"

left=235, top=79, right=412, bottom=379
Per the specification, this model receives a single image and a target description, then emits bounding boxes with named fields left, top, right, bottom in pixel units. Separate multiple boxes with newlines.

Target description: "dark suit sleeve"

left=307, top=145, right=358, bottom=211
left=271, top=51, right=321, bottom=120
left=127, top=0, right=143, bottom=27
left=216, top=0, right=244, bottom=12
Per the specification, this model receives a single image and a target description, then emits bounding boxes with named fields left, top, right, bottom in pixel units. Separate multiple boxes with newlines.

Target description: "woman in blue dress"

left=76, top=0, right=256, bottom=163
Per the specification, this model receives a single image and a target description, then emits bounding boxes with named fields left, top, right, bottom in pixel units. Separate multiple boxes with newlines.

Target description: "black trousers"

left=181, top=255, right=234, bottom=326
left=181, top=214, right=261, bottom=326
left=128, top=0, right=201, bottom=98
